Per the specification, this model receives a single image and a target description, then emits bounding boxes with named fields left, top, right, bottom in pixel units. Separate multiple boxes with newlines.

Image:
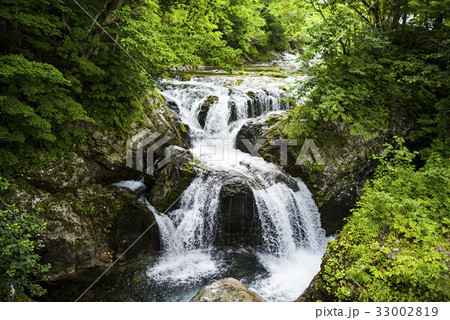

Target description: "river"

left=41, top=54, right=331, bottom=302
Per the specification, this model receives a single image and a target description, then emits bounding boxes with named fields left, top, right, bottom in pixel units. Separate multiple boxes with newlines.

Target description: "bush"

left=316, top=140, right=450, bottom=301
left=0, top=178, right=50, bottom=300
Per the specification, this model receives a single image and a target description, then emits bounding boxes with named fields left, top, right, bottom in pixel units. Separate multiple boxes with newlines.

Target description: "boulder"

left=147, top=147, right=196, bottom=212
left=216, top=176, right=261, bottom=246
left=12, top=183, right=160, bottom=280
left=190, top=278, right=263, bottom=302
left=198, top=96, right=218, bottom=128
left=236, top=113, right=286, bottom=163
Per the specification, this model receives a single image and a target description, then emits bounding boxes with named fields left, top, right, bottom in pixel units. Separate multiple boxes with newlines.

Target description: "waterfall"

left=152, top=175, right=222, bottom=253
left=146, top=55, right=328, bottom=301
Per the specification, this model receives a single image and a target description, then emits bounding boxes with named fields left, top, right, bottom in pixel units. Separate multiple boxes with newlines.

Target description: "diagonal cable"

left=75, top=194, right=183, bottom=302
left=71, top=0, right=163, bottom=90
left=320, top=0, right=381, bottom=55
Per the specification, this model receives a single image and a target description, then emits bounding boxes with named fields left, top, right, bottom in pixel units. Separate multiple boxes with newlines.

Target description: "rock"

left=216, top=176, right=261, bottom=246
left=24, top=152, right=92, bottom=193
left=77, top=91, right=190, bottom=184
left=198, top=96, right=218, bottom=128
left=11, top=183, right=160, bottom=280
left=235, top=113, right=286, bottom=159
left=147, top=147, right=196, bottom=212
left=229, top=101, right=238, bottom=123
left=295, top=272, right=334, bottom=302
left=246, top=91, right=278, bottom=118
left=190, top=278, right=263, bottom=302
left=165, top=99, right=180, bottom=113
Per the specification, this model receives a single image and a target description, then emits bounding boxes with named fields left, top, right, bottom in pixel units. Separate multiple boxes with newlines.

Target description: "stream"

left=41, top=54, right=331, bottom=302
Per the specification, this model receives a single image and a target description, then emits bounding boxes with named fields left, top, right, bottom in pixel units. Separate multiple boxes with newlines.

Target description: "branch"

left=309, top=0, right=327, bottom=22
left=348, top=3, right=373, bottom=27
left=61, top=12, right=73, bottom=39
left=88, top=0, right=110, bottom=35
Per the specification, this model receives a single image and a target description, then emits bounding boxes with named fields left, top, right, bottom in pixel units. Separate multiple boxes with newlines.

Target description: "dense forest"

left=1, top=0, right=449, bottom=302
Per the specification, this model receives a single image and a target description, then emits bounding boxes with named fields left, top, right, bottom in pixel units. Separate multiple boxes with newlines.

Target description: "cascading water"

left=37, top=55, right=330, bottom=302
left=143, top=54, right=329, bottom=301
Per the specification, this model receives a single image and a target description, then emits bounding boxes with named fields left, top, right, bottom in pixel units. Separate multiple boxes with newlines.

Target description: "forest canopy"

left=0, top=0, right=308, bottom=174
left=0, top=0, right=448, bottom=302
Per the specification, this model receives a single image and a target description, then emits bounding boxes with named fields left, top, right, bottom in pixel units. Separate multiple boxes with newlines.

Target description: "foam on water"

left=146, top=250, right=221, bottom=285
left=112, top=180, right=146, bottom=191
left=146, top=55, right=329, bottom=301
left=251, top=248, right=325, bottom=301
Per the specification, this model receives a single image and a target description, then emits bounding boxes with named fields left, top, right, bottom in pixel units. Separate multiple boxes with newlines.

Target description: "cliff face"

left=10, top=92, right=191, bottom=280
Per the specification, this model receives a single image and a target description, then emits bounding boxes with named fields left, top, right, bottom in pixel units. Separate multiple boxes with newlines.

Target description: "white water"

left=146, top=55, right=329, bottom=301
left=113, top=180, right=146, bottom=191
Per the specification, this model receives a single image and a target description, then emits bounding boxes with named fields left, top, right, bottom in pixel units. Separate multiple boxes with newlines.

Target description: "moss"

left=180, top=74, right=193, bottom=81
left=317, top=130, right=348, bottom=147
left=152, top=161, right=196, bottom=212
left=179, top=122, right=188, bottom=133
left=202, top=96, right=218, bottom=109
left=13, top=292, right=34, bottom=302
left=265, top=71, right=288, bottom=78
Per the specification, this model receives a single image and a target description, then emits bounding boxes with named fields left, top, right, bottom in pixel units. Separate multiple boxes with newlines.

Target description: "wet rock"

left=147, top=147, right=196, bottom=212
left=229, top=101, right=238, bottom=124
left=235, top=114, right=286, bottom=157
left=246, top=91, right=277, bottom=118
left=216, top=176, right=261, bottom=246
left=190, top=278, right=263, bottom=302
left=165, top=99, right=180, bottom=113
left=198, top=96, right=218, bottom=128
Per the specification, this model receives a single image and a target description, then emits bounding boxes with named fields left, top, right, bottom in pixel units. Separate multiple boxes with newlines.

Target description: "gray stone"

left=216, top=176, right=261, bottom=246
left=190, top=278, right=263, bottom=302
left=198, top=96, right=218, bottom=128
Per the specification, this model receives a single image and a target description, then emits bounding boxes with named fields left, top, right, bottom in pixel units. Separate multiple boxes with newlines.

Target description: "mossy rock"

left=191, top=278, right=263, bottom=302
left=148, top=150, right=196, bottom=212
left=198, top=96, right=218, bottom=128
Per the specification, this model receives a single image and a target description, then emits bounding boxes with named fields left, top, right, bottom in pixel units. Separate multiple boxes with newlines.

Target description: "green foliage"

left=285, top=0, right=449, bottom=151
left=0, top=54, right=91, bottom=174
left=1, top=0, right=307, bottom=175
left=317, top=141, right=450, bottom=301
left=0, top=178, right=50, bottom=300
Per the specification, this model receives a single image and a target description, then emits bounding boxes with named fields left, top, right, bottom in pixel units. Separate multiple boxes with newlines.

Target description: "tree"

left=285, top=0, right=449, bottom=157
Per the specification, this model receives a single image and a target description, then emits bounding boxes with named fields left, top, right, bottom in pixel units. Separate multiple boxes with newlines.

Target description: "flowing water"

left=40, top=54, right=330, bottom=302
left=143, top=54, right=329, bottom=301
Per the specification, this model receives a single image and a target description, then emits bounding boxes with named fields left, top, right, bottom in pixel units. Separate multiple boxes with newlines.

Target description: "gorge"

left=38, top=55, right=332, bottom=302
